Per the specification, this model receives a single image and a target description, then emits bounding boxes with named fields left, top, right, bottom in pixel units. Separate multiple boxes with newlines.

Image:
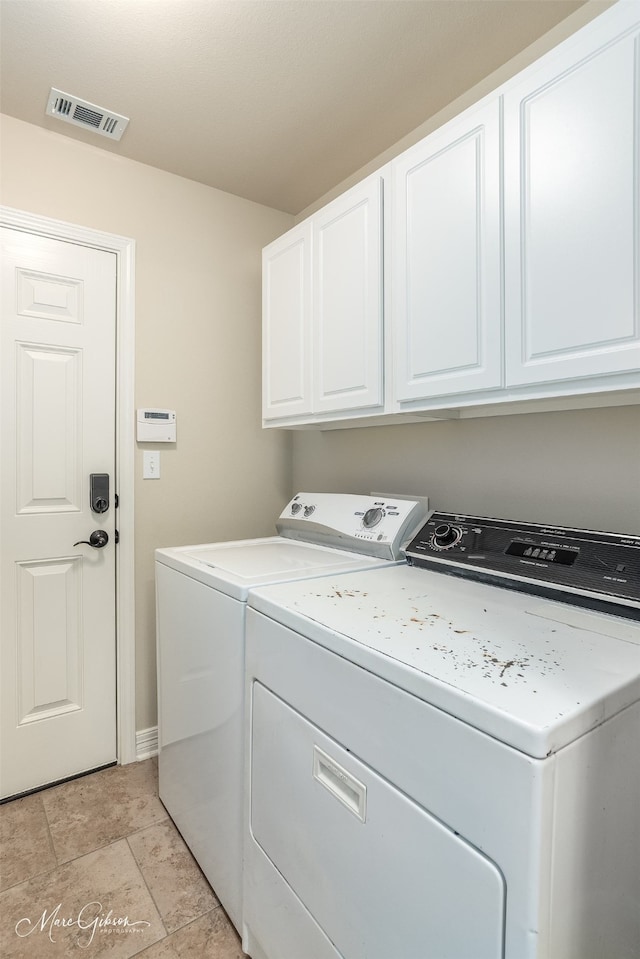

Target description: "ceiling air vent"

left=45, top=88, right=129, bottom=141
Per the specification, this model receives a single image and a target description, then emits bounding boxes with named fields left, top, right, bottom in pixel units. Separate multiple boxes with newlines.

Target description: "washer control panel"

left=405, top=511, right=640, bottom=618
left=276, top=492, right=429, bottom=561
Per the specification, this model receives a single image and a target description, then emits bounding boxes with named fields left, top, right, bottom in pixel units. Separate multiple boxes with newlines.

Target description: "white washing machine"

left=155, top=491, right=429, bottom=932
left=243, top=512, right=640, bottom=959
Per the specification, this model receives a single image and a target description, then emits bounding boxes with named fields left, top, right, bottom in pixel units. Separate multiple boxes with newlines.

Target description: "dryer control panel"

left=405, top=512, right=640, bottom=619
left=277, top=492, right=429, bottom=561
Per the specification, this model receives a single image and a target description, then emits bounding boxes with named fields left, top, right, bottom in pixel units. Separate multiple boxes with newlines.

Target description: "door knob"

left=73, top=530, right=109, bottom=548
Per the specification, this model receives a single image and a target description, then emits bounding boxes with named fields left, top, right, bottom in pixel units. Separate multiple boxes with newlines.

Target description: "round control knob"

left=290, top=502, right=302, bottom=514
left=362, top=507, right=384, bottom=529
left=304, top=505, right=315, bottom=517
left=432, top=523, right=461, bottom=549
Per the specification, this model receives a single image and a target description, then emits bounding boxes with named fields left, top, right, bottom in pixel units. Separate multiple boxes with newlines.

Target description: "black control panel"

left=405, top=512, right=640, bottom=619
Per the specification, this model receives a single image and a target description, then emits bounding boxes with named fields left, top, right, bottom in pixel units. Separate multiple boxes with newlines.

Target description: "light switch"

left=143, top=450, right=160, bottom=479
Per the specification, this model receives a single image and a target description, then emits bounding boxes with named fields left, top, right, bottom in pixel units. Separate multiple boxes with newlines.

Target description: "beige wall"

left=292, top=407, right=640, bottom=535
left=291, top=0, right=639, bottom=538
left=1, top=114, right=293, bottom=730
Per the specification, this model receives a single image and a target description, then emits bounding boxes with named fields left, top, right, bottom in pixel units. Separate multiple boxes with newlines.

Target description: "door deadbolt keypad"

left=90, top=473, right=109, bottom=513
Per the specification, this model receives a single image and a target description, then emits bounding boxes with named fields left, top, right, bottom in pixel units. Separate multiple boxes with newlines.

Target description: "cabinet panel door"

left=504, top=8, right=640, bottom=387
left=262, top=223, right=312, bottom=420
left=312, top=174, right=384, bottom=413
left=392, top=100, right=501, bottom=402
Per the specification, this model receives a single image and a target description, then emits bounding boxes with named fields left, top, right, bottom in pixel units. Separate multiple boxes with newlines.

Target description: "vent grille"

left=53, top=95, right=73, bottom=117
left=46, top=88, right=129, bottom=141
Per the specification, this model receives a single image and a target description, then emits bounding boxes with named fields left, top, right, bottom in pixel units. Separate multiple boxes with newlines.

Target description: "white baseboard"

left=136, top=726, right=159, bottom=760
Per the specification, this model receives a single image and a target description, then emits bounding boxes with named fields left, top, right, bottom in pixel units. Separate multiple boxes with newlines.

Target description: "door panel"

left=262, top=224, right=313, bottom=420
left=313, top=173, right=383, bottom=413
left=16, top=557, right=83, bottom=723
left=392, top=99, right=502, bottom=401
left=1, top=227, right=117, bottom=798
left=16, top=267, right=83, bottom=323
left=16, top=344, right=82, bottom=512
left=504, top=19, right=640, bottom=385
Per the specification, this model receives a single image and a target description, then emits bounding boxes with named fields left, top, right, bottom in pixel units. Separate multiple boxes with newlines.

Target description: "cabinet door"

left=392, top=99, right=501, bottom=402
left=262, top=222, right=312, bottom=420
left=504, top=6, right=640, bottom=388
left=312, top=174, right=384, bottom=414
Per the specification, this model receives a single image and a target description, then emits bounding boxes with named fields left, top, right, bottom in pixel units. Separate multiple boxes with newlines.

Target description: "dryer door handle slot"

left=313, top=746, right=367, bottom=823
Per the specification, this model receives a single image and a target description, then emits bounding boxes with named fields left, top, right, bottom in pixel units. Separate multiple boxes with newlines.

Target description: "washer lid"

left=248, top=564, right=640, bottom=758
left=189, top=539, right=374, bottom=577
left=156, top=536, right=385, bottom=599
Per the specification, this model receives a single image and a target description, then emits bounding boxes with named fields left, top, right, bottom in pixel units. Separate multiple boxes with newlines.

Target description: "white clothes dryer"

left=155, top=492, right=428, bottom=932
left=243, top=512, right=640, bottom=959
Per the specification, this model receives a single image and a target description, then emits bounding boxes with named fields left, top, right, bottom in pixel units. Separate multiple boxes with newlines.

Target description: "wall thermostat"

left=137, top=408, right=176, bottom=442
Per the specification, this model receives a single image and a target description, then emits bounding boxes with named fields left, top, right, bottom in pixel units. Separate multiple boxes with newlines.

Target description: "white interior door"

left=1, top=227, right=117, bottom=799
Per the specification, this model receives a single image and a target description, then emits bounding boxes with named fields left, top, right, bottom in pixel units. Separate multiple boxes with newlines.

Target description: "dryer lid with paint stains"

left=247, top=563, right=640, bottom=759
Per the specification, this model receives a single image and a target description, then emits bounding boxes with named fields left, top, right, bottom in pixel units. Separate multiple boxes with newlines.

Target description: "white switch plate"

left=143, top=450, right=160, bottom=479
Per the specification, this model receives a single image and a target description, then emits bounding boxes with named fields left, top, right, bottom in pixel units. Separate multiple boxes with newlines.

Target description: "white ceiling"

left=1, top=0, right=591, bottom=214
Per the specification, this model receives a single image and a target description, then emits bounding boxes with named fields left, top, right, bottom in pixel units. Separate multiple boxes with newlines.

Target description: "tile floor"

left=0, top=758, right=246, bottom=958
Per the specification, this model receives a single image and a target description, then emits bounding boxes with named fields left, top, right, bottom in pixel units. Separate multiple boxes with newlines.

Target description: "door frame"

left=1, top=205, right=137, bottom=766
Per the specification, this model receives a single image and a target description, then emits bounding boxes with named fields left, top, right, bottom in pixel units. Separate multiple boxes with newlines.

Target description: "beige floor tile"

left=127, top=820, right=219, bottom=935
left=0, top=792, right=57, bottom=891
left=136, top=908, right=245, bottom=959
left=42, top=759, right=167, bottom=863
left=0, top=838, right=166, bottom=958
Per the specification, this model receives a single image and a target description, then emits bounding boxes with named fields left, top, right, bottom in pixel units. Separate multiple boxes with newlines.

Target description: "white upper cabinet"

left=262, top=172, right=384, bottom=424
left=504, top=5, right=640, bottom=388
left=312, top=174, right=384, bottom=414
left=262, top=222, right=312, bottom=421
left=391, top=99, right=502, bottom=402
left=262, top=3, right=640, bottom=429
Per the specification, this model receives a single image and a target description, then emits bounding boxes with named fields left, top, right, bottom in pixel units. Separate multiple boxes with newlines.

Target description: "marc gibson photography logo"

left=15, top=901, right=152, bottom=948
